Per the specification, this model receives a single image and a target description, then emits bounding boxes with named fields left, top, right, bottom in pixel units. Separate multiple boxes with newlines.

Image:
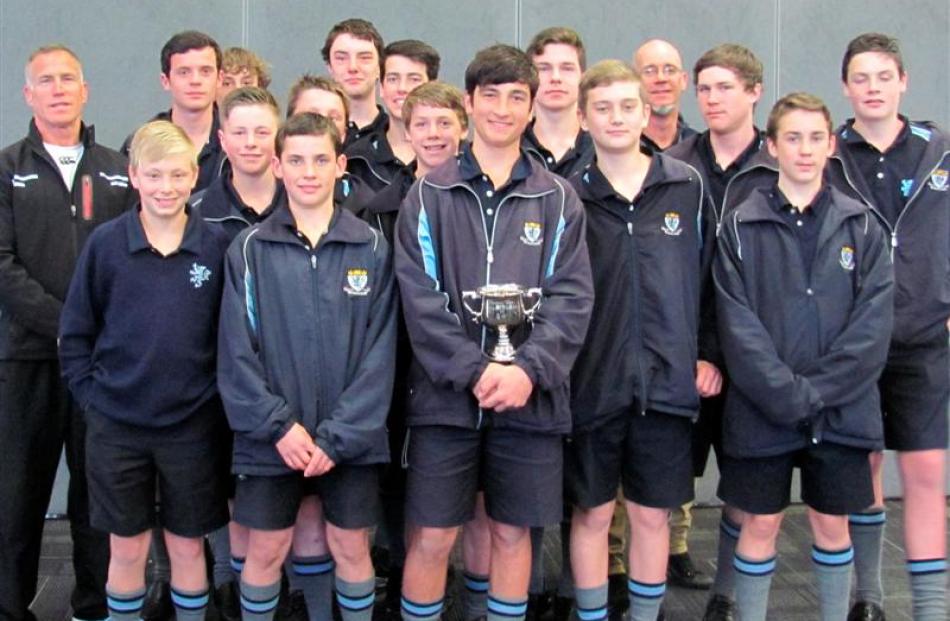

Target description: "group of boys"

left=0, top=15, right=946, bottom=621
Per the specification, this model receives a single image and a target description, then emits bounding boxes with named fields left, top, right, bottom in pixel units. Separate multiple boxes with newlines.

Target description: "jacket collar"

left=256, top=196, right=375, bottom=246
left=425, top=142, right=554, bottom=194
left=27, top=118, right=95, bottom=151
left=575, top=152, right=692, bottom=203
left=364, top=165, right=416, bottom=215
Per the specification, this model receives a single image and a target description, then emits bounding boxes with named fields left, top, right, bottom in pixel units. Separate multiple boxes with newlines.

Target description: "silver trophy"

left=462, top=284, right=543, bottom=362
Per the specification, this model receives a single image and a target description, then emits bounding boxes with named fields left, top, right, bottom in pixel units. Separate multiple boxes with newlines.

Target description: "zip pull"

left=70, top=204, right=77, bottom=218
left=487, top=248, right=494, bottom=264
left=627, top=222, right=633, bottom=236
left=310, top=255, right=317, bottom=270
left=890, top=232, right=898, bottom=249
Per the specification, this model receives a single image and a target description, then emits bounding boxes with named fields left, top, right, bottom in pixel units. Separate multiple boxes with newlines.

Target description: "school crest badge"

left=189, top=263, right=212, bottom=288
left=661, top=212, right=682, bottom=236
left=520, top=221, right=543, bottom=246
left=839, top=245, right=855, bottom=271
left=929, top=169, right=948, bottom=192
left=344, top=268, right=370, bottom=296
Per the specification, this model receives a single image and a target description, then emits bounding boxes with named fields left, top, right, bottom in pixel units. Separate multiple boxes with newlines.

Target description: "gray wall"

left=2, top=0, right=948, bottom=150
left=2, top=1, right=945, bottom=512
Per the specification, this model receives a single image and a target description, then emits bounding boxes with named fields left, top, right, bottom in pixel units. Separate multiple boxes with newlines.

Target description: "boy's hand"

left=276, top=423, right=316, bottom=471
left=473, top=363, right=533, bottom=412
left=695, top=360, right=723, bottom=397
left=303, top=445, right=336, bottom=477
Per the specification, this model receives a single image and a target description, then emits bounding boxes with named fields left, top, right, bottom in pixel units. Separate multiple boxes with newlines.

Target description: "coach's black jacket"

left=218, top=200, right=396, bottom=474
left=714, top=185, right=894, bottom=458
left=569, top=154, right=706, bottom=431
left=394, top=154, right=593, bottom=434
left=827, top=120, right=950, bottom=350
left=0, top=121, right=132, bottom=360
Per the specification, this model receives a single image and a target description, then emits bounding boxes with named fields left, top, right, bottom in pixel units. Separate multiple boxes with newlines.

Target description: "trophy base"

left=489, top=343, right=518, bottom=363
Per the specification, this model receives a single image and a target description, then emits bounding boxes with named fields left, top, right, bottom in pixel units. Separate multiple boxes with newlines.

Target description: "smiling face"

left=633, top=39, right=688, bottom=116
left=580, top=80, right=649, bottom=156
left=406, top=103, right=465, bottom=173
left=696, top=65, right=761, bottom=136
left=532, top=43, right=582, bottom=112
left=161, top=46, right=220, bottom=113
left=130, top=154, right=198, bottom=221
left=381, top=55, right=429, bottom=121
left=768, top=108, right=835, bottom=190
left=327, top=33, right=380, bottom=100
left=273, top=134, right=345, bottom=210
left=219, top=104, right=277, bottom=177
left=466, top=82, right=532, bottom=150
left=23, top=49, right=88, bottom=136
left=842, top=51, right=906, bottom=124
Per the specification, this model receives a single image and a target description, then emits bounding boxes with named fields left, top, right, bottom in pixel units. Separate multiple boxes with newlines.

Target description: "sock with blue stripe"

left=711, top=514, right=740, bottom=599
left=335, top=575, right=376, bottom=621
left=106, top=585, right=146, bottom=621
left=292, top=554, right=335, bottom=621
left=231, top=555, right=246, bottom=581
left=733, top=553, right=775, bottom=621
left=462, top=572, right=489, bottom=621
left=811, top=545, right=853, bottom=621
left=849, top=509, right=885, bottom=607
left=574, top=583, right=608, bottom=621
left=626, top=578, right=665, bottom=621
left=400, top=595, right=443, bottom=621
left=171, top=585, right=210, bottom=621
left=908, top=558, right=947, bottom=620
left=487, top=592, right=528, bottom=621
left=241, top=579, right=281, bottom=621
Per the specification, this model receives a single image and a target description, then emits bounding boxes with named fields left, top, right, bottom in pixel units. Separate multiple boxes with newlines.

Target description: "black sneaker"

left=667, top=553, right=713, bottom=590
left=551, top=596, right=573, bottom=621
left=847, top=601, right=886, bottom=621
left=214, top=581, right=241, bottom=621
left=702, top=594, right=736, bottom=621
left=607, top=572, right=629, bottom=615
left=141, top=580, right=173, bottom=621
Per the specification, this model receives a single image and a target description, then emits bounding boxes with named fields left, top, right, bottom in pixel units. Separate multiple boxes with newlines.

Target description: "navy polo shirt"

left=769, top=185, right=830, bottom=279
left=640, top=114, right=698, bottom=154
left=839, top=116, right=928, bottom=227
left=458, top=142, right=533, bottom=233
left=345, top=105, right=388, bottom=146
left=222, top=168, right=283, bottom=225
left=58, top=206, right=231, bottom=428
left=697, top=129, right=764, bottom=210
left=583, top=156, right=664, bottom=225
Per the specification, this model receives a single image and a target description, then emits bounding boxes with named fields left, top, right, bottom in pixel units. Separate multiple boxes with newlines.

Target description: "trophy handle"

left=461, top=290, right=483, bottom=323
left=522, top=287, right=543, bottom=320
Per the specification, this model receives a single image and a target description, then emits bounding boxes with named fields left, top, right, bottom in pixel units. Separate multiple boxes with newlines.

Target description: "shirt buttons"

left=482, top=175, right=488, bottom=182
left=486, top=208, right=494, bottom=216
left=876, top=172, right=885, bottom=179
left=546, top=156, right=554, bottom=164
left=485, top=190, right=494, bottom=198
left=878, top=156, right=885, bottom=162
left=629, top=205, right=634, bottom=212
left=806, top=288, right=814, bottom=295
left=796, top=220, right=803, bottom=227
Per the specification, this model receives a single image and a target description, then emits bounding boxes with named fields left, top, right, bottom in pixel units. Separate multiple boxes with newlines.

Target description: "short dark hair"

left=464, top=44, right=539, bottom=98
left=383, top=39, right=440, bottom=81
left=276, top=113, right=342, bottom=158
left=766, top=92, right=833, bottom=140
left=321, top=18, right=384, bottom=64
left=285, top=74, right=349, bottom=123
left=693, top=43, right=762, bottom=92
left=841, top=32, right=905, bottom=81
left=161, top=30, right=222, bottom=76
left=220, top=87, right=280, bottom=124
left=526, top=26, right=587, bottom=71
left=222, top=47, right=271, bottom=88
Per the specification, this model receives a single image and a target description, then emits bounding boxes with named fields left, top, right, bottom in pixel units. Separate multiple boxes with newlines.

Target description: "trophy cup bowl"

left=462, top=284, right=542, bottom=362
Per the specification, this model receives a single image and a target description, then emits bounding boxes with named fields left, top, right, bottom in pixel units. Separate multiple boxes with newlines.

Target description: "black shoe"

left=606, top=573, right=629, bottom=615
left=848, top=601, right=886, bottom=621
left=667, top=552, right=712, bottom=590
left=526, top=591, right=555, bottom=621
left=215, top=581, right=241, bottom=621
left=141, top=580, right=174, bottom=621
left=702, top=594, right=736, bottom=621
left=551, top=596, right=573, bottom=621
left=376, top=567, right=402, bottom=621
left=276, top=589, right=309, bottom=621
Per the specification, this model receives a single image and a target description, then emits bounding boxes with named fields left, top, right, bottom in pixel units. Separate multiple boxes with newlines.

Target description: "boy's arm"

left=799, top=216, right=894, bottom=408
left=512, top=185, right=594, bottom=391
left=313, top=234, right=397, bottom=464
left=58, top=238, right=101, bottom=409
left=713, top=217, right=824, bottom=427
left=217, top=237, right=296, bottom=443
left=394, top=183, right=489, bottom=392
left=0, top=174, right=64, bottom=338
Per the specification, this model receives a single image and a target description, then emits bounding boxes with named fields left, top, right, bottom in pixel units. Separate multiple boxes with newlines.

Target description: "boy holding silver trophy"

left=394, top=44, right=593, bottom=621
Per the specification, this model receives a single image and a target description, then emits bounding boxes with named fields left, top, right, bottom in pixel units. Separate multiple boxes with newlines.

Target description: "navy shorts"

left=565, top=409, right=695, bottom=510
left=404, top=424, right=563, bottom=528
left=85, top=398, right=230, bottom=538
left=880, top=339, right=949, bottom=451
left=718, top=441, right=873, bottom=515
left=233, top=464, right=380, bottom=531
